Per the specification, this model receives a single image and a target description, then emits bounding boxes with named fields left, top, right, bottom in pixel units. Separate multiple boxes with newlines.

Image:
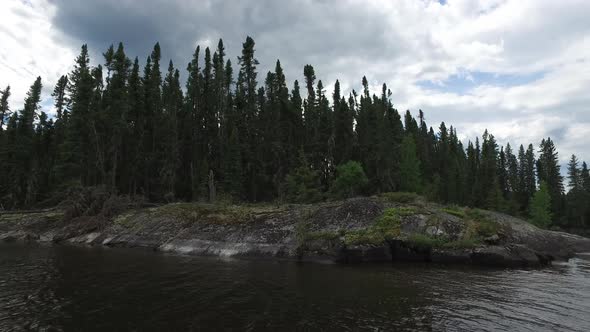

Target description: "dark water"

left=1, top=244, right=589, bottom=332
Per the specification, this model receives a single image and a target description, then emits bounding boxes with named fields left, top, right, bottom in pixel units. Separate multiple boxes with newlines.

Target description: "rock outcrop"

left=1, top=196, right=589, bottom=267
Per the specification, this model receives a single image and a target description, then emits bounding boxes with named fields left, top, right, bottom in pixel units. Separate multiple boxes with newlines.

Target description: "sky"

left=1, top=0, right=589, bottom=169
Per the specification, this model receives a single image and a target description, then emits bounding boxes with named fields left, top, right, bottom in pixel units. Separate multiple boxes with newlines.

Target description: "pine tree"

left=142, top=43, right=163, bottom=199
left=332, top=80, right=353, bottom=165
left=12, top=77, right=43, bottom=206
left=236, top=36, right=260, bottom=200
left=1, top=38, right=589, bottom=228
left=57, top=45, right=94, bottom=188
left=518, top=144, right=537, bottom=212
left=159, top=61, right=183, bottom=200
left=580, top=162, right=590, bottom=228
left=378, top=86, right=403, bottom=191
left=183, top=45, right=202, bottom=200
left=566, top=155, right=587, bottom=227
left=567, top=155, right=581, bottom=190
left=316, top=79, right=334, bottom=187
left=1, top=86, right=11, bottom=130
left=125, top=57, right=144, bottom=195
left=102, top=43, right=131, bottom=189
left=399, top=135, right=421, bottom=193
left=504, top=143, right=520, bottom=212
left=537, top=138, right=564, bottom=222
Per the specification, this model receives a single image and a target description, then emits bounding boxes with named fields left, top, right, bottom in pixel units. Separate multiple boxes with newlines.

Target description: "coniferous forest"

left=0, top=37, right=589, bottom=231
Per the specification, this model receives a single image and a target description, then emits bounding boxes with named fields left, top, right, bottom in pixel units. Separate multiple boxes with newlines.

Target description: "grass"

left=344, top=228, right=385, bottom=246
left=380, top=192, right=419, bottom=204
left=465, top=208, right=502, bottom=238
left=441, top=206, right=466, bottom=218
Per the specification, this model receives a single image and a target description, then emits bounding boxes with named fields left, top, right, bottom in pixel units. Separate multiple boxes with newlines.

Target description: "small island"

left=2, top=192, right=589, bottom=268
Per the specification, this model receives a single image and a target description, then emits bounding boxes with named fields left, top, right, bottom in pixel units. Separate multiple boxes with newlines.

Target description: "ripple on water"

left=1, top=244, right=589, bottom=331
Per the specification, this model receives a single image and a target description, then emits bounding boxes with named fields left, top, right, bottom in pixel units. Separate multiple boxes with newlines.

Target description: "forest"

left=0, top=36, right=588, bottom=231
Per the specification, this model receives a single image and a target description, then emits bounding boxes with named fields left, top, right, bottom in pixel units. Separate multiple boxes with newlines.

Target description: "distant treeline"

left=0, top=37, right=588, bottom=230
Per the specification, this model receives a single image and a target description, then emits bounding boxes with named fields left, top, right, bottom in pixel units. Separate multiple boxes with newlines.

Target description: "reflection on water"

left=1, top=243, right=589, bottom=331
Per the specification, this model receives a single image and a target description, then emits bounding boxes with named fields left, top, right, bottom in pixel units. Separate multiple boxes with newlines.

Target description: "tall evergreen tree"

left=537, top=138, right=564, bottom=221
left=0, top=86, right=11, bottom=130
left=399, top=135, right=421, bottom=193
left=332, top=80, right=353, bottom=165
left=236, top=36, right=260, bottom=200
left=57, top=45, right=94, bottom=187
left=566, top=155, right=587, bottom=227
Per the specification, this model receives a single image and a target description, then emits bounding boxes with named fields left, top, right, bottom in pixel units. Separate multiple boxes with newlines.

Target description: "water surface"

left=1, top=243, right=589, bottom=331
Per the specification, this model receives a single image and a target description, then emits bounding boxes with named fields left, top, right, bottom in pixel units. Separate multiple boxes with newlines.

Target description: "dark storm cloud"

left=49, top=0, right=405, bottom=87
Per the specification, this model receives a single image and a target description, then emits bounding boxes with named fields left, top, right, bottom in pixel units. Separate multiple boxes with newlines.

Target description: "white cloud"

left=0, top=0, right=75, bottom=114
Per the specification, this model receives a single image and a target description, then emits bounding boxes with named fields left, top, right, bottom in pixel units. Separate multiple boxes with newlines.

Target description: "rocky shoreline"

left=1, top=196, right=589, bottom=268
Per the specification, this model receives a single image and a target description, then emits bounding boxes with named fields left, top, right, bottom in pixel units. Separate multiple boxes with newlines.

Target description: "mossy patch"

left=403, top=208, right=502, bottom=250
left=441, top=206, right=466, bottom=218
left=0, top=211, right=64, bottom=224
left=406, top=233, right=481, bottom=250
left=342, top=207, right=417, bottom=246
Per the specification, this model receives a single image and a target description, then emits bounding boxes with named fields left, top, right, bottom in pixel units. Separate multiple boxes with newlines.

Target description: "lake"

left=1, top=243, right=589, bottom=331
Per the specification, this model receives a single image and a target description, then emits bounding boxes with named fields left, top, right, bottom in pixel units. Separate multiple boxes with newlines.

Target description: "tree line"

left=0, top=37, right=588, bottom=230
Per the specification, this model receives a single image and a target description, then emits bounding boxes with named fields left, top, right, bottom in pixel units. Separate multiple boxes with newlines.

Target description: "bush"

left=380, top=192, right=419, bottom=203
left=329, top=161, right=368, bottom=199
left=529, top=181, right=552, bottom=228
left=60, top=186, right=144, bottom=221
left=344, top=228, right=385, bottom=246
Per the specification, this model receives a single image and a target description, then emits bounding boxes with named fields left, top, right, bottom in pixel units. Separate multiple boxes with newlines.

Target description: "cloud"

left=0, top=0, right=75, bottom=113
left=1, top=0, right=589, bottom=169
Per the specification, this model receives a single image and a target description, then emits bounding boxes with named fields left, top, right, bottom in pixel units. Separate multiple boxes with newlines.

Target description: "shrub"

left=329, top=161, right=368, bottom=199
left=344, top=229, right=384, bottom=246
left=406, top=234, right=479, bottom=250
left=284, top=153, right=323, bottom=203
left=406, top=234, right=445, bottom=250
